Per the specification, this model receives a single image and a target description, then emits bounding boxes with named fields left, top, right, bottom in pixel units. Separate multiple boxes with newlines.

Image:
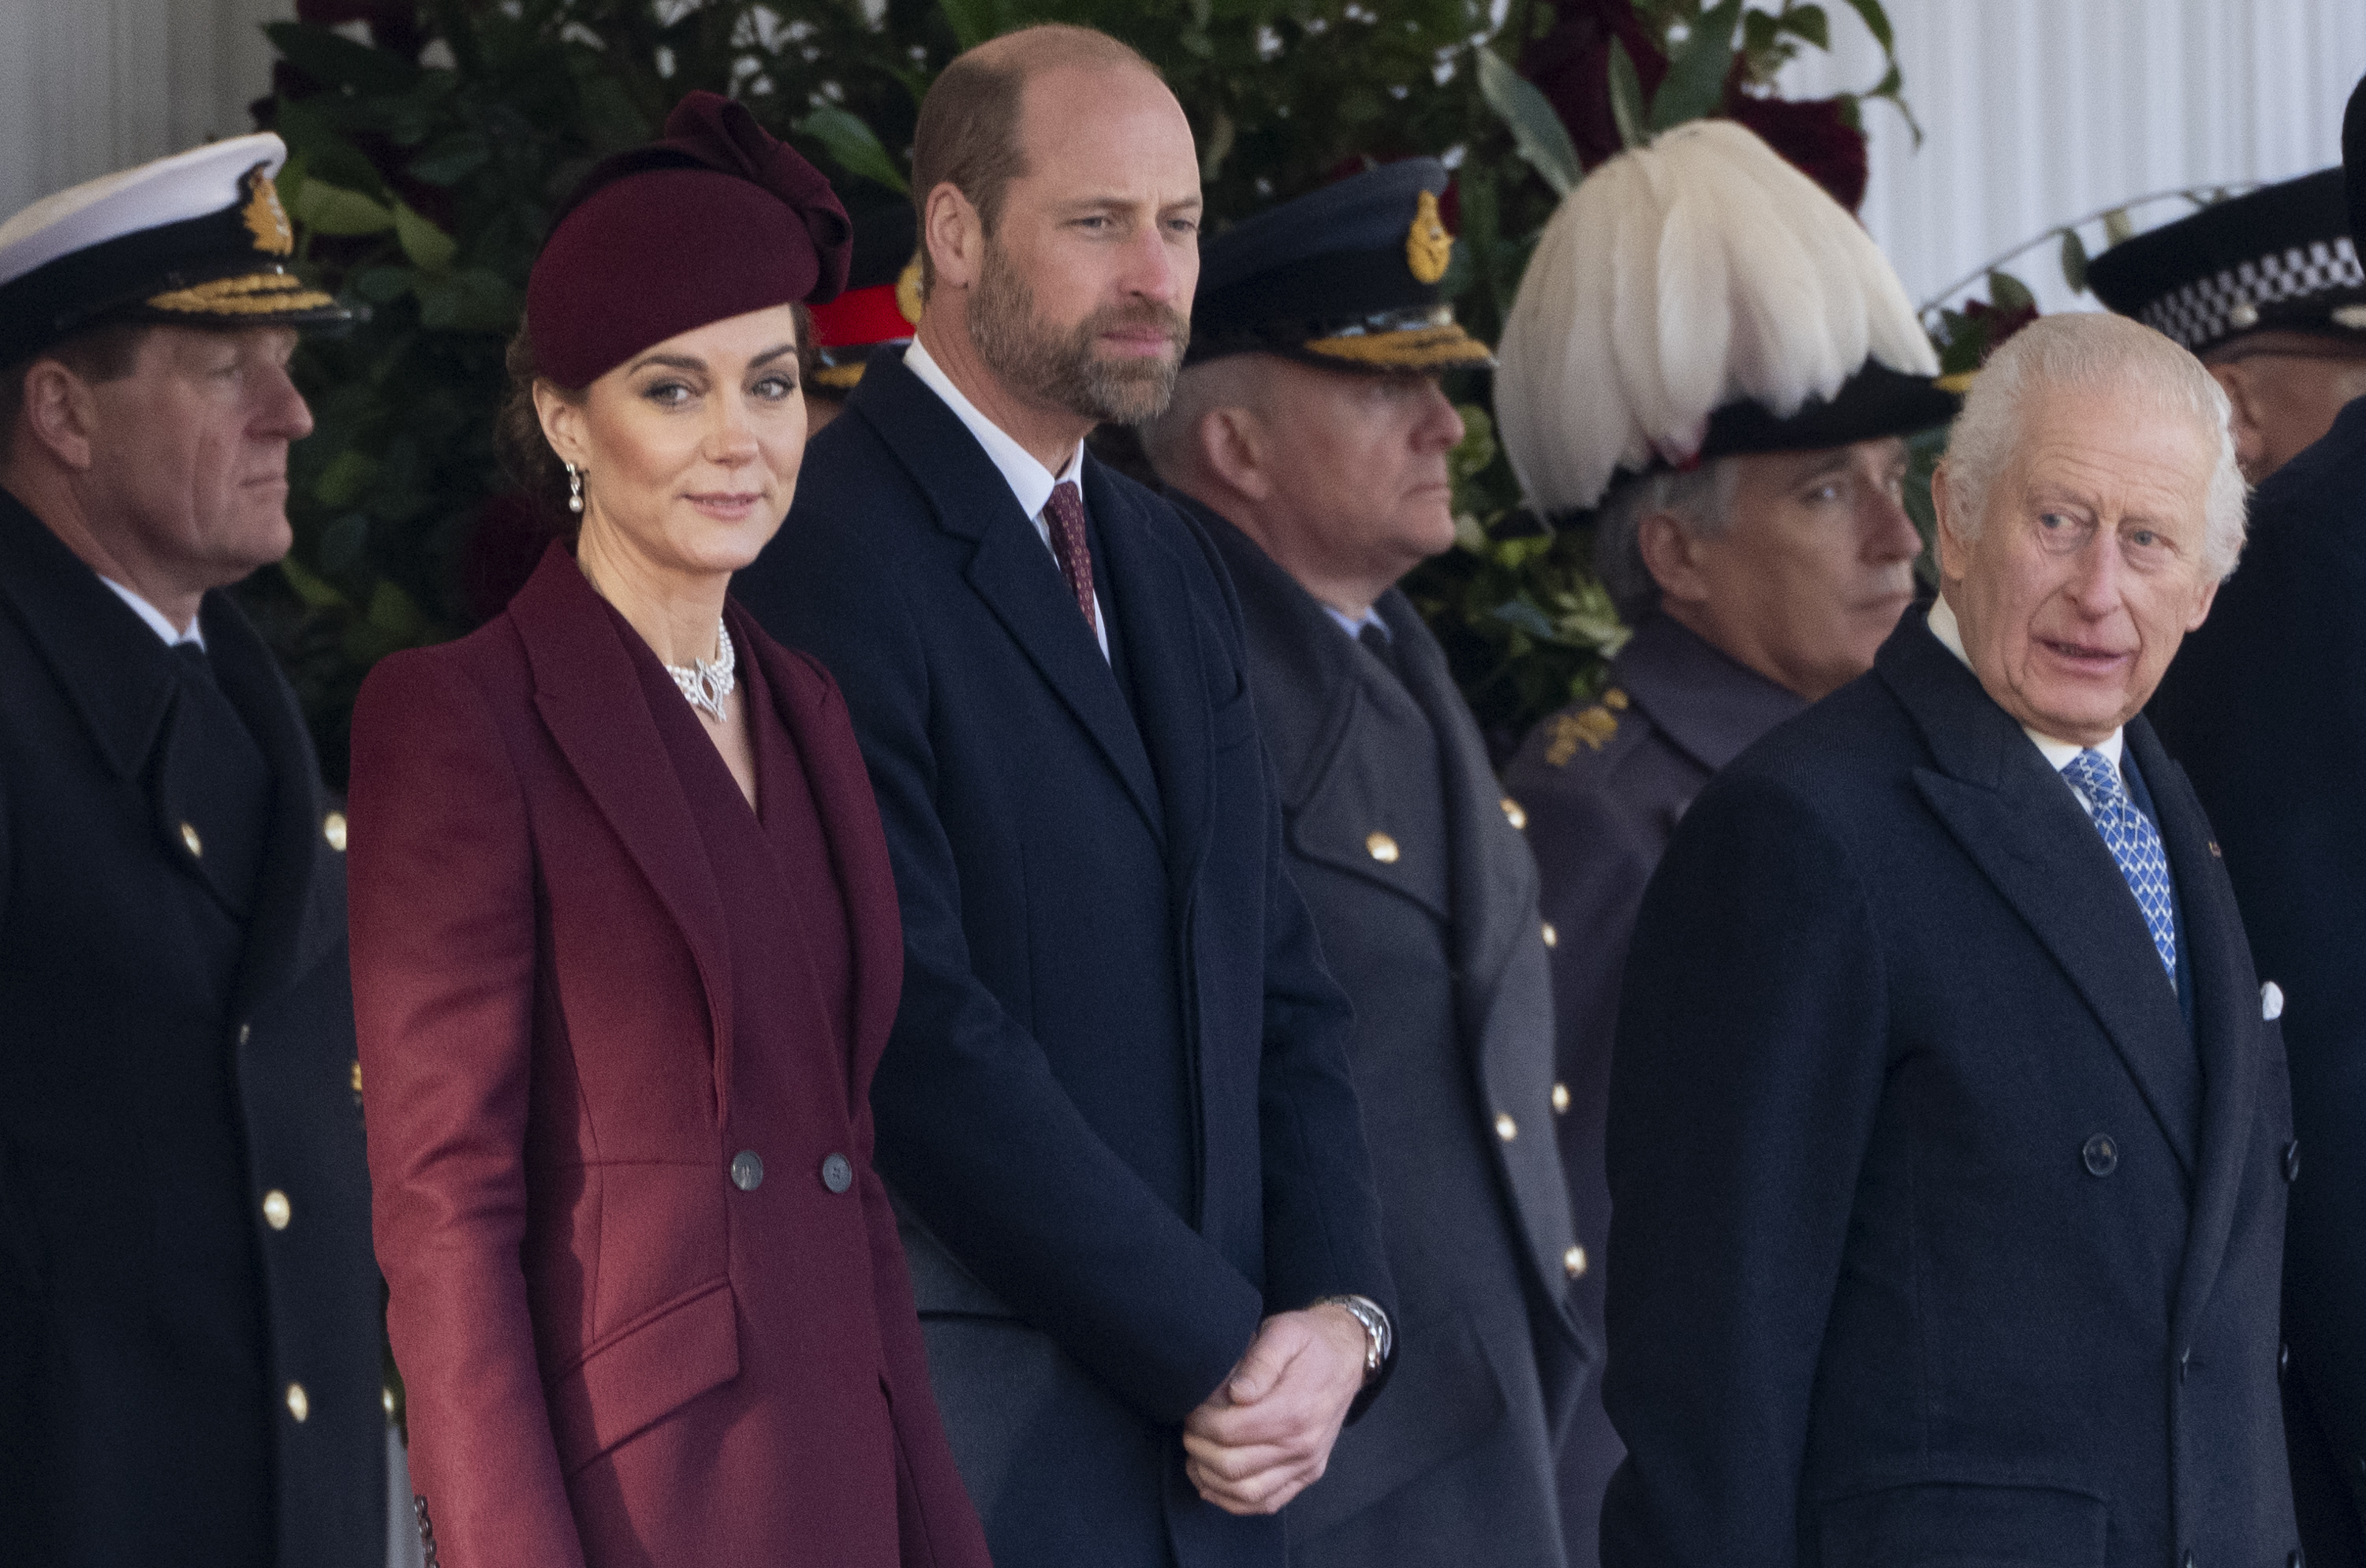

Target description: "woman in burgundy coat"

left=347, top=94, right=992, bottom=1568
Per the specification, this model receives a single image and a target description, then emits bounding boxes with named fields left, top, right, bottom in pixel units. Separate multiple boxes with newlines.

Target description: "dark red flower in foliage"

left=1518, top=0, right=1670, bottom=171
left=1724, top=92, right=1868, bottom=214
left=1961, top=297, right=2039, bottom=357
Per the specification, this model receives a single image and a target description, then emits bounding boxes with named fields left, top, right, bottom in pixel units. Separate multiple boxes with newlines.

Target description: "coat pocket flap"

left=546, top=1276, right=739, bottom=1475
left=1815, top=1480, right=2107, bottom=1567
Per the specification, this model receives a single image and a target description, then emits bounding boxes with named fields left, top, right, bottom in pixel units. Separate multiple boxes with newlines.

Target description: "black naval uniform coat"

left=1185, top=499, right=1592, bottom=1568
left=735, top=355, right=1394, bottom=1568
left=0, top=490, right=385, bottom=1566
left=1497, top=611, right=1801, bottom=1566
left=2151, top=394, right=2366, bottom=1564
left=1603, top=612, right=2298, bottom=1568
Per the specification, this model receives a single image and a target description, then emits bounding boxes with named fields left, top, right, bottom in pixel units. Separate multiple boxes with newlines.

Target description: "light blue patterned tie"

left=2062, top=749, right=2177, bottom=985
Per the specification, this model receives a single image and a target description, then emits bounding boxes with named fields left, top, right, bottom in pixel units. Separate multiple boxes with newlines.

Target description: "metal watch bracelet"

left=1311, top=1293, right=1393, bottom=1382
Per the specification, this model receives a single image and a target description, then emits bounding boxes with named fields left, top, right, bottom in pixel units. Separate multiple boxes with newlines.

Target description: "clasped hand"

left=1181, top=1304, right=1369, bottom=1516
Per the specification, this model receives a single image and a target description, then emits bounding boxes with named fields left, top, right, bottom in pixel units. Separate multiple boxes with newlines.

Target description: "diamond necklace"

left=665, top=619, right=735, bottom=720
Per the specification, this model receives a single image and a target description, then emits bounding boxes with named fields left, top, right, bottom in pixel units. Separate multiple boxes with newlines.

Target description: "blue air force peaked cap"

left=1189, top=158, right=1491, bottom=373
left=0, top=133, right=350, bottom=368
left=2088, top=168, right=2366, bottom=355
left=2349, top=71, right=2366, bottom=248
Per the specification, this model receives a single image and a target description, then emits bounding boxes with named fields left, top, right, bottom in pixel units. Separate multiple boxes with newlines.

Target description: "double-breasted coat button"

left=1500, top=797, right=1527, bottom=830
left=1495, top=1113, right=1518, bottom=1142
left=237, top=1022, right=251, bottom=1047
left=1564, top=1245, right=1588, bottom=1279
left=323, top=810, right=348, bottom=851
left=180, top=822, right=203, bottom=857
left=285, top=1382, right=309, bottom=1423
left=2263, top=980, right=2285, bottom=1020
left=1365, top=831, right=1399, bottom=864
left=1540, top=922, right=1558, bottom=948
left=262, top=1190, right=290, bottom=1230
left=2284, top=1140, right=2302, bottom=1183
left=2081, top=1133, right=2118, bottom=1177
left=820, top=1153, right=855, bottom=1193
left=1552, top=1082, right=1570, bottom=1114
left=730, top=1150, right=764, bottom=1191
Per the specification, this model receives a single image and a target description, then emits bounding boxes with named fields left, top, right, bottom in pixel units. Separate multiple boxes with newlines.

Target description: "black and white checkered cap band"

left=2138, top=236, right=2366, bottom=350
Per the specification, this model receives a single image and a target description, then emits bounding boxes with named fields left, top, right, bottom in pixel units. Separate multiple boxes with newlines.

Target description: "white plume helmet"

left=1495, top=118, right=1937, bottom=514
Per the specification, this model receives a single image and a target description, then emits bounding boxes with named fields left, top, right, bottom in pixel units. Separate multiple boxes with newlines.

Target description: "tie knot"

left=1047, top=480, right=1085, bottom=528
left=2063, top=748, right=2125, bottom=807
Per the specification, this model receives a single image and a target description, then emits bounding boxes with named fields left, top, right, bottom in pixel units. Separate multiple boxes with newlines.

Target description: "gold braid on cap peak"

left=1304, top=321, right=1491, bottom=369
left=147, top=269, right=336, bottom=315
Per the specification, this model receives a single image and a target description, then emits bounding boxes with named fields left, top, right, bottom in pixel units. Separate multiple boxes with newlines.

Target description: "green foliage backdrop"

left=248, top=0, right=1902, bottom=778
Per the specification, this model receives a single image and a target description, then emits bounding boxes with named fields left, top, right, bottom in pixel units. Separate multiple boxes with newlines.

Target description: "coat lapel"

left=849, top=362, right=1162, bottom=843
left=511, top=546, right=737, bottom=1114
left=1881, top=621, right=2201, bottom=1174
left=1092, top=462, right=1211, bottom=892
left=2133, top=721, right=2262, bottom=1338
left=734, top=605, right=905, bottom=1105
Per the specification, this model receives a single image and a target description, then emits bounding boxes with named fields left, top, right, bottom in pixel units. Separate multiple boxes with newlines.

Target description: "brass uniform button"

left=382, top=1385, right=397, bottom=1418
left=180, top=822, right=203, bottom=857
left=1500, top=797, right=1527, bottom=830
left=285, top=1382, right=309, bottom=1423
left=1495, top=1113, right=1518, bottom=1142
left=323, top=810, right=348, bottom=852
left=1366, top=832, right=1400, bottom=864
left=350, top=1060, right=364, bottom=1096
left=262, top=1190, right=291, bottom=1230
left=1541, top=922, right=1558, bottom=948
left=1565, top=1245, right=1588, bottom=1279
left=1552, top=1082, right=1570, bottom=1114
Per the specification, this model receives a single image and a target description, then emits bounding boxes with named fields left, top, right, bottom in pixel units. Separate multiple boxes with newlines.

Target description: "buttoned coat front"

left=734, top=355, right=1394, bottom=1568
left=1602, top=615, right=2298, bottom=1568
left=346, top=548, right=989, bottom=1568
left=1189, top=502, right=1592, bottom=1567
left=0, top=490, right=385, bottom=1566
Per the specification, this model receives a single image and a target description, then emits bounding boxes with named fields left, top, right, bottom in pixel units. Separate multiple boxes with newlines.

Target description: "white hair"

left=1592, top=458, right=1741, bottom=621
left=1140, top=353, right=1272, bottom=486
left=1495, top=118, right=1936, bottom=515
left=1941, top=312, right=2247, bottom=581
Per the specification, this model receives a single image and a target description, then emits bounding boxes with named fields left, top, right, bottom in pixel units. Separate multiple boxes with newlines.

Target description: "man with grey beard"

left=735, top=24, right=1397, bottom=1568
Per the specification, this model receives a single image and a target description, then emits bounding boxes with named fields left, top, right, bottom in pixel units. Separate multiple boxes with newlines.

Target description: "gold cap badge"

left=1405, top=189, right=1452, bottom=286
left=895, top=252, right=924, bottom=327
left=241, top=165, right=294, bottom=257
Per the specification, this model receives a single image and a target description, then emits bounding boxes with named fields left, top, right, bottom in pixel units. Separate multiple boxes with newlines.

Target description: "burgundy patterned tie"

left=1043, top=480, right=1099, bottom=639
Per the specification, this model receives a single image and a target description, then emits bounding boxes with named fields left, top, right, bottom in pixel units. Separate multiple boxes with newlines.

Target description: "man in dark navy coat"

left=1145, top=159, right=1590, bottom=1568
left=2148, top=76, right=2366, bottom=1567
left=1603, top=312, right=2298, bottom=1567
left=736, top=25, right=1394, bottom=1568
left=0, top=138, right=386, bottom=1562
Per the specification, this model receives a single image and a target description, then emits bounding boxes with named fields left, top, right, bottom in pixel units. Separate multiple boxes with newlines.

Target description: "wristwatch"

left=1312, top=1293, right=1394, bottom=1383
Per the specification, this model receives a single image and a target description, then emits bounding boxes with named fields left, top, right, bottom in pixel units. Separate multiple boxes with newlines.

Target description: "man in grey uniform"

left=1488, top=120, right=1957, bottom=1561
left=1146, top=159, right=1591, bottom=1568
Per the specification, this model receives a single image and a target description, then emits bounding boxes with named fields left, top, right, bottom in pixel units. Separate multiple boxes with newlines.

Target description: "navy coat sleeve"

left=756, top=488, right=1275, bottom=1424
left=1599, top=772, right=1890, bottom=1568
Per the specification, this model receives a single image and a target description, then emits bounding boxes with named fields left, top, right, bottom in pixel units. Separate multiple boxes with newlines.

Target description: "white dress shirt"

left=102, top=576, right=204, bottom=650
left=904, top=338, right=1108, bottom=660
left=1323, top=603, right=1388, bottom=644
left=1928, top=595, right=2122, bottom=816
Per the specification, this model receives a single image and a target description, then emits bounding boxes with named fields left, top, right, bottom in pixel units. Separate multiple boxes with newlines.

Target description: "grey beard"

left=968, top=244, right=1185, bottom=426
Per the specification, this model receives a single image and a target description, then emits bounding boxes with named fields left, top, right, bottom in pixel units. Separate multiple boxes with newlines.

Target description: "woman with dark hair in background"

left=346, top=92, right=992, bottom=1568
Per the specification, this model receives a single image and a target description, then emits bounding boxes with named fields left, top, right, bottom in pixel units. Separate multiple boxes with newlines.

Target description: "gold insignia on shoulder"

left=894, top=252, right=925, bottom=327
left=1544, top=704, right=1619, bottom=767
left=1405, top=189, right=1452, bottom=286
left=1603, top=686, right=1629, bottom=711
left=241, top=164, right=295, bottom=256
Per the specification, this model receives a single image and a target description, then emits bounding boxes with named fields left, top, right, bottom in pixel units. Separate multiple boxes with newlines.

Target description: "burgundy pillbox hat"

left=527, top=91, right=852, bottom=388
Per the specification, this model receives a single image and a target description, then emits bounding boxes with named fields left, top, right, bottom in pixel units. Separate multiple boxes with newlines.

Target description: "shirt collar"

left=1927, top=595, right=2119, bottom=771
left=100, top=575, right=204, bottom=650
left=1321, top=603, right=1386, bottom=642
left=904, top=338, right=1085, bottom=522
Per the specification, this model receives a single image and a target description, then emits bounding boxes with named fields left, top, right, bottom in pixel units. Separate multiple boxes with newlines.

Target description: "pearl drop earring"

left=565, top=462, right=584, bottom=514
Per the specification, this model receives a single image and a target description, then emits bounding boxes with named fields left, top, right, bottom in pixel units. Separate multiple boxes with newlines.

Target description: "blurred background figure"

left=804, top=201, right=920, bottom=432
left=1605, top=311, right=2291, bottom=1568
left=0, top=135, right=387, bottom=1564
left=2091, top=166, right=2366, bottom=483
left=1488, top=118, right=1954, bottom=1567
left=346, top=94, right=989, bottom=1568
left=1146, top=157, right=1591, bottom=1568
left=2147, top=72, right=2366, bottom=1568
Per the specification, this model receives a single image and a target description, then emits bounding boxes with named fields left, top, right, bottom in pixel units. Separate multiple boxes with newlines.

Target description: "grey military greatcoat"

left=1185, top=496, right=1592, bottom=1568
left=1498, top=610, right=1804, bottom=1567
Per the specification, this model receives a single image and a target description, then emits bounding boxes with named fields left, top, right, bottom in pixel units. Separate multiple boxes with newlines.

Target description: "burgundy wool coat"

left=347, top=546, right=991, bottom=1568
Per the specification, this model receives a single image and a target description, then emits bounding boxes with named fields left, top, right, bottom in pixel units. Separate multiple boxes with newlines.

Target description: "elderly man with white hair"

left=1599, top=310, right=2299, bottom=1568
